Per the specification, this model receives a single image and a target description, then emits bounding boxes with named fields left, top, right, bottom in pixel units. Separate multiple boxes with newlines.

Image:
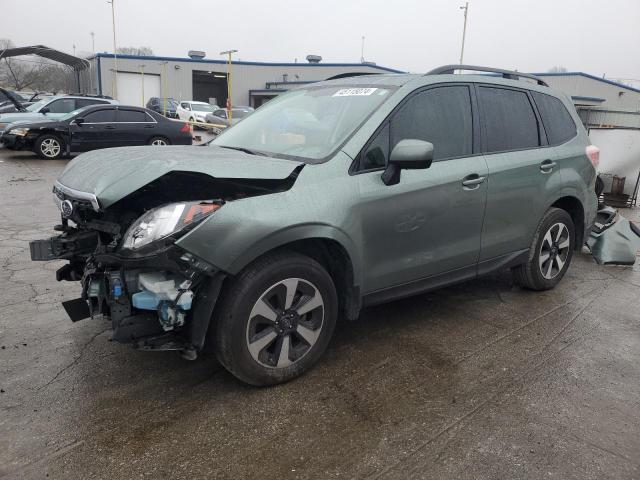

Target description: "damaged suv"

left=31, top=65, right=598, bottom=386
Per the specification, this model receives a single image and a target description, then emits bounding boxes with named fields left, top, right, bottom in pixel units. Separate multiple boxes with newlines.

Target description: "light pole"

left=220, top=49, right=237, bottom=123
left=360, top=36, right=365, bottom=63
left=90, top=31, right=95, bottom=55
left=459, top=2, right=469, bottom=65
left=107, top=0, right=118, bottom=99
left=139, top=64, right=146, bottom=106
left=160, top=61, right=168, bottom=114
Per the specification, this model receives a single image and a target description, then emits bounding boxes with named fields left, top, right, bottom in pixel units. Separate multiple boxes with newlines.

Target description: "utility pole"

left=459, top=2, right=469, bottom=65
left=73, top=44, right=76, bottom=56
left=107, top=0, right=118, bottom=99
left=139, top=64, right=146, bottom=107
left=89, top=32, right=95, bottom=93
left=361, top=36, right=365, bottom=63
left=90, top=31, right=95, bottom=54
left=220, top=49, right=237, bottom=123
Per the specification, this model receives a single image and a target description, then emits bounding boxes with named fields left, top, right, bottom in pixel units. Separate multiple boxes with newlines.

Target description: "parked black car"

left=145, top=97, right=179, bottom=118
left=0, top=104, right=193, bottom=159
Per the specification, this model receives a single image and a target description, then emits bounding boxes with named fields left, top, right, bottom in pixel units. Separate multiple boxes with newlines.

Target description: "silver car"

left=205, top=107, right=254, bottom=134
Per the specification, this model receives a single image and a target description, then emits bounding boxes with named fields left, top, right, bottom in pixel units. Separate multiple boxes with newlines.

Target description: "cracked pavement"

left=0, top=148, right=639, bottom=479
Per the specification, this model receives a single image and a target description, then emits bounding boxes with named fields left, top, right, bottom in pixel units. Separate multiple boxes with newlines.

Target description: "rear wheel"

left=148, top=136, right=170, bottom=146
left=512, top=207, right=575, bottom=290
left=212, top=252, right=338, bottom=386
left=35, top=134, right=64, bottom=159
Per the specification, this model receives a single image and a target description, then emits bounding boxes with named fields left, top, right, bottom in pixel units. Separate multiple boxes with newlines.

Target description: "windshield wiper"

left=218, top=145, right=268, bottom=157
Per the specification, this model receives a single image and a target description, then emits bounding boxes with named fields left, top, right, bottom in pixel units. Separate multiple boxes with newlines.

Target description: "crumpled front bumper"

left=587, top=206, right=640, bottom=265
left=30, top=233, right=226, bottom=357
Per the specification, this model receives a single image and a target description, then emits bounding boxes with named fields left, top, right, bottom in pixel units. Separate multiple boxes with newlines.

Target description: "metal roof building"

left=535, top=72, right=640, bottom=111
left=83, top=53, right=403, bottom=109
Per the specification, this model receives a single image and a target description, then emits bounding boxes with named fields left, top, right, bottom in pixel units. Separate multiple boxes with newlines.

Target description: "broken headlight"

left=122, top=201, right=221, bottom=250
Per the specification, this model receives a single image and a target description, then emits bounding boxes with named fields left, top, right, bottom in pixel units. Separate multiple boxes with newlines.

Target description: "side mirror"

left=75, top=117, right=85, bottom=125
left=382, top=139, right=433, bottom=186
left=40, top=107, right=50, bottom=115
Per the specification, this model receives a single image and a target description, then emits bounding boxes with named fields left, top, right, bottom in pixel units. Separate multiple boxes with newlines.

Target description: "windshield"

left=212, top=86, right=391, bottom=161
left=192, top=103, right=215, bottom=112
left=26, top=98, right=53, bottom=112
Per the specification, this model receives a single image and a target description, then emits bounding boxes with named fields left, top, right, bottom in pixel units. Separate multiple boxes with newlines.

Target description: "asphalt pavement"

left=0, top=147, right=639, bottom=479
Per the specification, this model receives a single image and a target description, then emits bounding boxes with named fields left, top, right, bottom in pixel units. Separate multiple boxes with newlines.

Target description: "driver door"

left=354, top=85, right=488, bottom=294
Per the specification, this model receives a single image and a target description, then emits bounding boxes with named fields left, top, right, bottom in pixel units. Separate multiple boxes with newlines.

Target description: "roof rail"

left=427, top=65, right=548, bottom=87
left=64, top=93, right=114, bottom=99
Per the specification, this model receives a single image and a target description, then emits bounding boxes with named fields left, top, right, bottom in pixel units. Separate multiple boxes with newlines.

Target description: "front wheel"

left=512, top=207, right=575, bottom=290
left=35, top=134, right=64, bottom=159
left=212, top=252, right=338, bottom=386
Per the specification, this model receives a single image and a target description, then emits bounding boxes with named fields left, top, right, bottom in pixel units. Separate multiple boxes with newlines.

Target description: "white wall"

left=540, top=75, right=640, bottom=111
left=590, top=128, right=640, bottom=195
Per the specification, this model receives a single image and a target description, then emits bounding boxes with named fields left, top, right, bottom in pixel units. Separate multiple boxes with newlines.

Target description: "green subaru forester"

left=31, top=65, right=598, bottom=386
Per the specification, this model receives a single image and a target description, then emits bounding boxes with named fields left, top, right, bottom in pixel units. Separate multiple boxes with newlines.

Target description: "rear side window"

left=478, top=86, right=540, bottom=153
left=118, top=109, right=148, bottom=122
left=532, top=92, right=577, bottom=145
left=84, top=109, right=116, bottom=122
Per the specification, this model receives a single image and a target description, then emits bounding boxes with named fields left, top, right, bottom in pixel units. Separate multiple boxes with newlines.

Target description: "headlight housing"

left=122, top=201, right=221, bottom=250
left=9, top=127, right=29, bottom=136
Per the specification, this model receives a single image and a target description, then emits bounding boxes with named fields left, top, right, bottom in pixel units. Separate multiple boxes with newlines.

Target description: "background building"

left=84, top=53, right=403, bottom=108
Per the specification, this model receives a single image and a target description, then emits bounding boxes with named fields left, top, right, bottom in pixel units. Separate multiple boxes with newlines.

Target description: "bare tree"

left=116, top=46, right=154, bottom=56
left=0, top=38, right=50, bottom=90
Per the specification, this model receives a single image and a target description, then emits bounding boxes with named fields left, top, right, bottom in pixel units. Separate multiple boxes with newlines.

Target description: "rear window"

left=478, top=86, right=540, bottom=153
left=532, top=92, right=577, bottom=145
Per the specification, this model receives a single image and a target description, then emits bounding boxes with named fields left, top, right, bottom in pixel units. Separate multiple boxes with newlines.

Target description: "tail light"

left=180, top=122, right=191, bottom=134
left=586, top=145, right=600, bottom=169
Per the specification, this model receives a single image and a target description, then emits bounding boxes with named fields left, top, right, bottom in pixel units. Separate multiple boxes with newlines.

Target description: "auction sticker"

left=333, top=88, right=378, bottom=97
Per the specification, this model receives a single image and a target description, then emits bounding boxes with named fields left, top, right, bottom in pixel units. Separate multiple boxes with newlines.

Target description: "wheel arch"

left=549, top=195, right=585, bottom=248
left=223, top=227, right=362, bottom=321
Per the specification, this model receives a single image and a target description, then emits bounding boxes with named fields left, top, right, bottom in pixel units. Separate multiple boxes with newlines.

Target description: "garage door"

left=116, top=72, right=161, bottom=107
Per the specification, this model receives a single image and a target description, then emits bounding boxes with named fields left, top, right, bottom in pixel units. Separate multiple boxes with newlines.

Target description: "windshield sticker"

left=333, top=88, right=378, bottom=97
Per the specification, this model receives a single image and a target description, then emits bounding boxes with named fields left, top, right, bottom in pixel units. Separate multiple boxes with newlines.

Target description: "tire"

left=212, top=252, right=338, bottom=386
left=148, top=136, right=170, bottom=146
left=34, top=134, right=64, bottom=159
left=512, top=207, right=575, bottom=290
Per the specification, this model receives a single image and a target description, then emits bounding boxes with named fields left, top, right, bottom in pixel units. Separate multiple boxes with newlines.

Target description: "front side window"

left=213, top=110, right=227, bottom=118
left=47, top=98, right=76, bottom=113
left=181, top=102, right=190, bottom=109
left=390, top=86, right=473, bottom=161
left=531, top=92, right=577, bottom=145
left=76, top=99, right=108, bottom=108
left=478, top=86, right=540, bottom=153
left=212, top=86, right=392, bottom=162
left=84, top=108, right=117, bottom=123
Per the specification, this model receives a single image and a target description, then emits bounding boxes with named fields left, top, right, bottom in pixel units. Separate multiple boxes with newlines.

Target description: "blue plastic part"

left=112, top=279, right=123, bottom=298
left=131, top=290, right=192, bottom=311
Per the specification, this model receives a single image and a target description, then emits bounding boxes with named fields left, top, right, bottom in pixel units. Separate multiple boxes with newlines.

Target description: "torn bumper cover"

left=587, top=206, right=640, bottom=265
left=30, top=232, right=225, bottom=357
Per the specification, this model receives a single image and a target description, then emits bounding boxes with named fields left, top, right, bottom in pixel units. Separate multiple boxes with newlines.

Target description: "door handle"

left=104, top=125, right=116, bottom=130
left=462, top=174, right=486, bottom=190
left=540, top=159, right=556, bottom=173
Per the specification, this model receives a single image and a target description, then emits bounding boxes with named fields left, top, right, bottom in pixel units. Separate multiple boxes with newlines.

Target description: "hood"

left=0, top=87, right=25, bottom=111
left=0, top=112, right=46, bottom=125
left=57, top=145, right=304, bottom=209
left=2, top=118, right=57, bottom=132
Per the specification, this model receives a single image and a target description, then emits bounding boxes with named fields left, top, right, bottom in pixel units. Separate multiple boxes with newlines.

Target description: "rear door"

left=114, top=108, right=156, bottom=146
left=355, top=84, right=488, bottom=293
left=476, top=85, right=558, bottom=267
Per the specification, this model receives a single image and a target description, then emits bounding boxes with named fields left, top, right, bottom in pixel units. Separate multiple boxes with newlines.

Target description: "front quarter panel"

left=176, top=151, right=364, bottom=284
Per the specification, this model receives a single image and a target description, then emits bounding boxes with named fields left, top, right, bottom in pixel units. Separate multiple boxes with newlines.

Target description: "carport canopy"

left=0, top=45, right=90, bottom=71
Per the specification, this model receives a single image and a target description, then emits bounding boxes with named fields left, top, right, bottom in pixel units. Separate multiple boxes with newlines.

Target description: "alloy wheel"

left=246, top=278, right=324, bottom=368
left=539, top=222, right=570, bottom=280
left=151, top=139, right=167, bottom=146
left=41, top=138, right=61, bottom=158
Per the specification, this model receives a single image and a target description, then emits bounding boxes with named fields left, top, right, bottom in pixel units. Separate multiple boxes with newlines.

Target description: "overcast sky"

left=3, top=0, right=639, bottom=80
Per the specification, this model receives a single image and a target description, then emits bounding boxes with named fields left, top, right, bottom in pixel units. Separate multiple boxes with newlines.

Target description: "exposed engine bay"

left=29, top=169, right=301, bottom=359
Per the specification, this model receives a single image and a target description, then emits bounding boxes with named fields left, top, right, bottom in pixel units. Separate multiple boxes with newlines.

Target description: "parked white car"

left=176, top=101, right=218, bottom=125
